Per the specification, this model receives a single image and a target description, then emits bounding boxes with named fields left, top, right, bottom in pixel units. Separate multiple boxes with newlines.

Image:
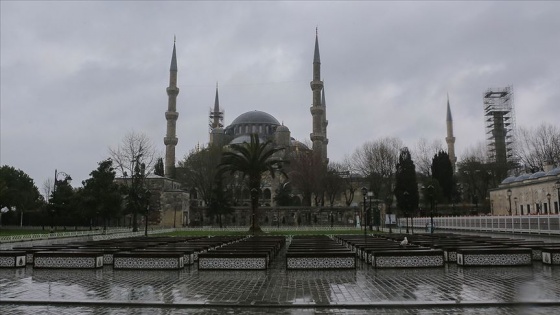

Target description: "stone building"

left=489, top=165, right=560, bottom=215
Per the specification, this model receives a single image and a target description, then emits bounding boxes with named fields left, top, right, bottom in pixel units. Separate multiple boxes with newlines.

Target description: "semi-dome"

left=230, top=110, right=280, bottom=126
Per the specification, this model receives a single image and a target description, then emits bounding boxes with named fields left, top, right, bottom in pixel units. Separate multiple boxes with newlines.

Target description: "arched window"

left=263, top=188, right=271, bottom=200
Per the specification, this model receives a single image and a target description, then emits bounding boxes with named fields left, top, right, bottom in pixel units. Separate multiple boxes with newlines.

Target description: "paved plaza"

left=1, top=232, right=560, bottom=314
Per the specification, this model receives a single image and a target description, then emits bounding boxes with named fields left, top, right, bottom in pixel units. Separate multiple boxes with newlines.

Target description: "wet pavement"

left=1, top=232, right=560, bottom=314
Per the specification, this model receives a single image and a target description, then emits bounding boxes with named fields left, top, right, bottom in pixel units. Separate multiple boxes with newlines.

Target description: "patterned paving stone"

left=1, top=231, right=560, bottom=314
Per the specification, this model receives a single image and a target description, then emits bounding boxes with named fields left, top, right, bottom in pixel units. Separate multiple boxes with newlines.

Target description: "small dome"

left=545, top=167, right=560, bottom=176
left=276, top=125, right=289, bottom=132
left=229, top=134, right=265, bottom=145
left=290, top=138, right=310, bottom=151
left=230, top=110, right=280, bottom=126
left=211, top=127, right=224, bottom=134
left=501, top=176, right=516, bottom=184
left=529, top=171, right=546, bottom=179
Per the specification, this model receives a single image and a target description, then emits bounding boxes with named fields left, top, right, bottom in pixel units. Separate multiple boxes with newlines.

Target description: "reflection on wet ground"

left=1, top=232, right=560, bottom=314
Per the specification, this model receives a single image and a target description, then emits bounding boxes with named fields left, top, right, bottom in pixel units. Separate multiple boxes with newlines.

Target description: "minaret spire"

left=164, top=38, right=180, bottom=177
left=446, top=93, right=457, bottom=172
left=209, top=81, right=224, bottom=146
left=310, top=29, right=327, bottom=164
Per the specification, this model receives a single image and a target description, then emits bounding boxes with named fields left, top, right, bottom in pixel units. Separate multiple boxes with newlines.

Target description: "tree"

left=324, top=162, right=345, bottom=207
left=207, top=177, right=234, bottom=228
left=412, top=138, right=443, bottom=179
left=0, top=165, right=41, bottom=226
left=431, top=150, right=455, bottom=204
left=109, top=132, right=156, bottom=232
left=274, top=181, right=293, bottom=206
left=81, top=159, right=123, bottom=231
left=351, top=137, right=402, bottom=200
left=218, top=134, right=287, bottom=233
left=154, top=158, right=165, bottom=177
left=288, top=149, right=325, bottom=206
left=516, top=123, right=560, bottom=172
left=48, top=174, right=74, bottom=230
left=176, top=146, right=223, bottom=207
left=394, top=147, right=419, bottom=231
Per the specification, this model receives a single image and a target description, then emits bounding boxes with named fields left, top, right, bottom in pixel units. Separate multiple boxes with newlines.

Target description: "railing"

left=0, top=227, right=133, bottom=243
left=402, top=215, right=560, bottom=235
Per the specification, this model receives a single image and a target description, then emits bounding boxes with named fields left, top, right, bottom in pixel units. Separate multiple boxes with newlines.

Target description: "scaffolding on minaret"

left=483, top=86, right=515, bottom=165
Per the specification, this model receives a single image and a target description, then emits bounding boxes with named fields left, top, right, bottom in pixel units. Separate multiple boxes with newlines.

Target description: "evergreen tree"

left=394, top=148, right=419, bottom=222
left=431, top=150, right=456, bottom=203
left=154, top=158, right=165, bottom=177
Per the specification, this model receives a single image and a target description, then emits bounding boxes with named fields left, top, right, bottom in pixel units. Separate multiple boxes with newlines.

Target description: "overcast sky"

left=1, top=1, right=559, bottom=193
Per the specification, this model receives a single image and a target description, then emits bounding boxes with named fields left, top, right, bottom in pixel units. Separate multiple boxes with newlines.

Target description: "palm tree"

left=218, top=134, right=287, bottom=233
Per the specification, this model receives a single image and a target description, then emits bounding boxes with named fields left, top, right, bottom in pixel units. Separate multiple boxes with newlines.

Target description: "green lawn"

left=0, top=229, right=51, bottom=236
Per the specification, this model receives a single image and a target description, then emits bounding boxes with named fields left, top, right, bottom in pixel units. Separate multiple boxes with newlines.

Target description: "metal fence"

left=404, top=215, right=560, bottom=235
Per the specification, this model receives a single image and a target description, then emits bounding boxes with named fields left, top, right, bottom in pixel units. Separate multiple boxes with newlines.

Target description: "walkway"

left=1, top=231, right=560, bottom=314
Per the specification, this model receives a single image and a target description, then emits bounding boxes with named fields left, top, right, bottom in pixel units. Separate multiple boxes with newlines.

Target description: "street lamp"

left=514, top=197, right=518, bottom=215
left=52, top=169, right=72, bottom=230
left=361, top=187, right=367, bottom=238
left=426, top=185, right=435, bottom=234
left=367, top=192, right=373, bottom=231
left=251, top=188, right=258, bottom=235
left=507, top=189, right=512, bottom=215
left=403, top=191, right=409, bottom=234
left=547, top=193, right=551, bottom=215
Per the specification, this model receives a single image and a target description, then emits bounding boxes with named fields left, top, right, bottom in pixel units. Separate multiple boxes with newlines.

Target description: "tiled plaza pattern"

left=1, top=232, right=560, bottom=314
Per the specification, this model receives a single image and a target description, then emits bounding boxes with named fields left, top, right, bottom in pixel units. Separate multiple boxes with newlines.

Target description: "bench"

left=113, top=251, right=185, bottom=270
left=34, top=251, right=104, bottom=269
left=0, top=251, right=27, bottom=268
left=198, top=252, right=268, bottom=270
left=541, top=247, right=560, bottom=265
left=372, top=250, right=444, bottom=268
left=286, top=252, right=356, bottom=269
left=456, top=248, right=532, bottom=266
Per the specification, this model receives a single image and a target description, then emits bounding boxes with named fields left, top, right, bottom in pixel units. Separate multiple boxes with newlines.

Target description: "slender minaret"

left=164, top=38, right=179, bottom=177
left=209, top=83, right=225, bottom=147
left=321, top=87, right=329, bottom=163
left=446, top=93, right=457, bottom=172
left=310, top=28, right=327, bottom=164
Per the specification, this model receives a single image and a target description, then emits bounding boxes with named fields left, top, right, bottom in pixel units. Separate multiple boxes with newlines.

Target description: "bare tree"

left=516, top=123, right=560, bottom=172
left=42, top=178, right=53, bottom=201
left=412, top=138, right=443, bottom=178
left=108, top=131, right=157, bottom=232
left=351, top=137, right=403, bottom=199
left=109, top=132, right=157, bottom=177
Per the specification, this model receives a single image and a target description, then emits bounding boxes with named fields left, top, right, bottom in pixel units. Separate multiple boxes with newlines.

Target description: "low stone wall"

left=456, top=248, right=532, bottom=266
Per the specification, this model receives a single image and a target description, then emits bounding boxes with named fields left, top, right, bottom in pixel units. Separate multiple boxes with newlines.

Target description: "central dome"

left=230, top=110, right=280, bottom=126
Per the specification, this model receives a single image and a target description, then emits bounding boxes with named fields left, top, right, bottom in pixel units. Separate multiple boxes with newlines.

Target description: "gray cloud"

left=1, top=1, right=559, bottom=190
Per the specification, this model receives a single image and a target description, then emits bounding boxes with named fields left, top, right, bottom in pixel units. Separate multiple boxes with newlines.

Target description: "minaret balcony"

left=310, top=106, right=324, bottom=115
left=166, top=86, right=180, bottom=95
left=310, top=81, right=323, bottom=91
left=164, top=136, right=178, bottom=146
left=165, top=111, right=179, bottom=120
left=310, top=133, right=324, bottom=142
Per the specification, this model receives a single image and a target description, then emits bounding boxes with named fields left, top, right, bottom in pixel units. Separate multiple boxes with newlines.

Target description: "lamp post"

left=507, top=189, right=512, bottom=215
left=547, top=193, right=551, bottom=215
left=52, top=169, right=72, bottom=231
left=556, top=180, right=560, bottom=214
left=367, top=192, right=373, bottom=231
left=251, top=188, right=258, bottom=235
left=361, top=187, right=367, bottom=238
left=426, top=185, right=434, bottom=234
left=514, top=197, right=518, bottom=215
left=403, top=191, right=409, bottom=234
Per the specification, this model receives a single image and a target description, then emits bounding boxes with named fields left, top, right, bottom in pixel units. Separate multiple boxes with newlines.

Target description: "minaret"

left=446, top=93, right=457, bottom=172
left=164, top=38, right=179, bottom=177
left=209, top=83, right=224, bottom=147
left=310, top=28, right=326, bottom=164
left=321, top=87, right=329, bottom=163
